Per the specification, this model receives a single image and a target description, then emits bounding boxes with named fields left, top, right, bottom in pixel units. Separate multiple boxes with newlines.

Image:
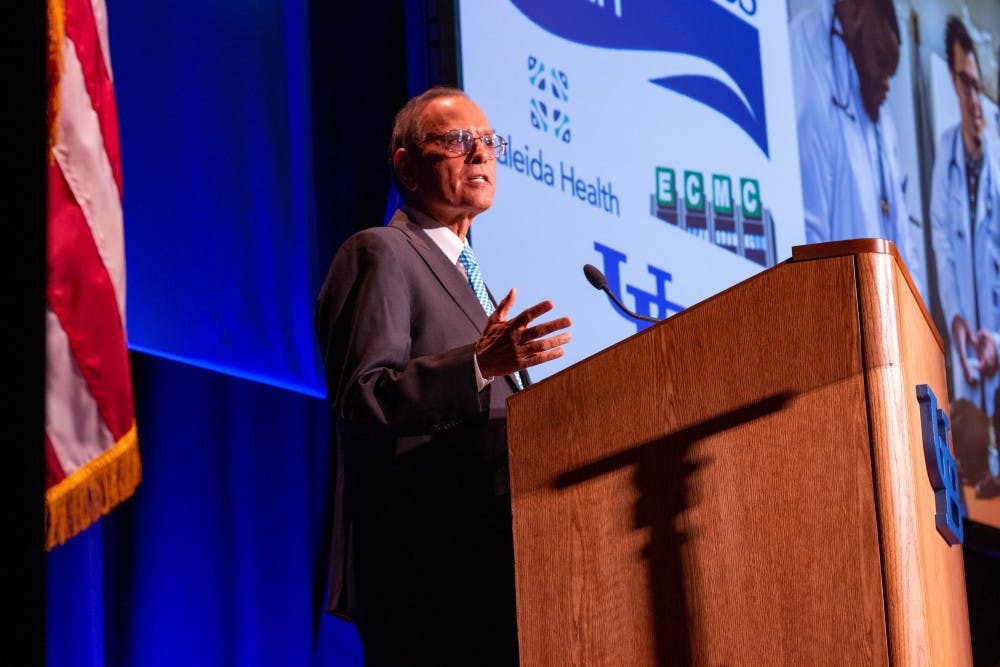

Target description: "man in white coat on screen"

left=789, top=0, right=922, bottom=288
left=930, top=16, right=1000, bottom=414
left=929, top=17, right=1000, bottom=496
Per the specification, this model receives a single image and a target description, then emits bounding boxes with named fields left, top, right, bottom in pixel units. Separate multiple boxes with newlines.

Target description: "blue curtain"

left=47, top=354, right=362, bottom=666
left=110, top=0, right=325, bottom=396
left=46, top=0, right=411, bottom=664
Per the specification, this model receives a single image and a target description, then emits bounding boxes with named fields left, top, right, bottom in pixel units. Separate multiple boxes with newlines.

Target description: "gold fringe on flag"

left=45, top=422, right=142, bottom=550
left=47, top=0, right=66, bottom=153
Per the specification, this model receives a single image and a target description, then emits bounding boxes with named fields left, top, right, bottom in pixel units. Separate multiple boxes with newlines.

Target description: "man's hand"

left=476, top=288, right=572, bottom=379
left=974, top=328, right=998, bottom=378
left=952, top=315, right=980, bottom=386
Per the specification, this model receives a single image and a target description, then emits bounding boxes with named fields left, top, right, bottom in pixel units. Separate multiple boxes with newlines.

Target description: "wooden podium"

left=506, top=240, right=972, bottom=666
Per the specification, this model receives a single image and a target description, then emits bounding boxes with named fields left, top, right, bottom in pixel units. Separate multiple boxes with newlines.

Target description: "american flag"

left=45, top=0, right=140, bottom=550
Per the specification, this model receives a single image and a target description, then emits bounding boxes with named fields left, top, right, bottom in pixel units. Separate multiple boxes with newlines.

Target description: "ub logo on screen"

left=510, top=0, right=770, bottom=156
left=593, top=241, right=684, bottom=333
left=528, top=56, right=572, bottom=143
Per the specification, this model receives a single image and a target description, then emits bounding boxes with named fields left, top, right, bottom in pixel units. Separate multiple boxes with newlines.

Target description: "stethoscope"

left=947, top=129, right=995, bottom=222
left=829, top=24, right=891, bottom=219
left=829, top=25, right=855, bottom=123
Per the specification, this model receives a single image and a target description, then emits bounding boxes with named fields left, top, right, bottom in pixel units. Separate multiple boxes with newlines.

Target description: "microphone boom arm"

left=582, top=264, right=662, bottom=324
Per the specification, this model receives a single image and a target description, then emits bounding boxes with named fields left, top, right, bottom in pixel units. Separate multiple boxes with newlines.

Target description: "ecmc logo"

left=651, top=167, right=777, bottom=268
left=657, top=168, right=760, bottom=217
left=916, top=384, right=964, bottom=546
left=509, top=0, right=769, bottom=156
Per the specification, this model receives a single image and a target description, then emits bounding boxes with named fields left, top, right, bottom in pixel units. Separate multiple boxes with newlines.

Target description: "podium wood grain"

left=507, top=240, right=971, bottom=666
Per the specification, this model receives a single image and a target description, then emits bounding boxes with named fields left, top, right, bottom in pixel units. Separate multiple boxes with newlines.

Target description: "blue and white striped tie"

left=458, top=245, right=494, bottom=317
left=458, top=245, right=523, bottom=390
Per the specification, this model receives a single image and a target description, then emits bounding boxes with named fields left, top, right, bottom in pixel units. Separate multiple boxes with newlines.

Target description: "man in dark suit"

left=316, top=87, right=572, bottom=666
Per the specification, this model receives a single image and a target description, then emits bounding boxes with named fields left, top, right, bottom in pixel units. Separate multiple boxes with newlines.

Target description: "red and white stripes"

left=46, top=0, right=140, bottom=550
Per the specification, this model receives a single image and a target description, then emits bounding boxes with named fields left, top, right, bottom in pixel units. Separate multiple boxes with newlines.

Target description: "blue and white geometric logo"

left=528, top=56, right=571, bottom=143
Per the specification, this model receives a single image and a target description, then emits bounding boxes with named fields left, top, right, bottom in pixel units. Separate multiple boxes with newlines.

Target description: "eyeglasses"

left=955, top=71, right=982, bottom=97
left=417, top=129, right=507, bottom=158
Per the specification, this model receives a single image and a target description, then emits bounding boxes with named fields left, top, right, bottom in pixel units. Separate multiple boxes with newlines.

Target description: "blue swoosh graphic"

left=508, top=0, right=769, bottom=157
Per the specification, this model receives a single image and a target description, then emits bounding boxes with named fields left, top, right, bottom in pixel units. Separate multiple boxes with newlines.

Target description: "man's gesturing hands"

left=476, top=288, right=572, bottom=380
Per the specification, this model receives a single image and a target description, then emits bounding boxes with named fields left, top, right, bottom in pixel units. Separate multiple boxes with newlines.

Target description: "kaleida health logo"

left=528, top=56, right=571, bottom=143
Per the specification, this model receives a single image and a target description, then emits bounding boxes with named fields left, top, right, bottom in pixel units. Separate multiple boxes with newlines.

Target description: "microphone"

left=582, top=264, right=661, bottom=324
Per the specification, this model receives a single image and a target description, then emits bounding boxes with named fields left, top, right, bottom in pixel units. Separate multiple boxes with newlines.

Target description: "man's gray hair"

left=388, top=86, right=467, bottom=196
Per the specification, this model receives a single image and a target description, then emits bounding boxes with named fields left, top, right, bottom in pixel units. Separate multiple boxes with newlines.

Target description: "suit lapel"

left=389, top=211, right=487, bottom=334
left=390, top=210, right=527, bottom=393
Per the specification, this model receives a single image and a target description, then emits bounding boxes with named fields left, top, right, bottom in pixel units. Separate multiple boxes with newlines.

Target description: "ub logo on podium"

left=916, top=384, right=965, bottom=545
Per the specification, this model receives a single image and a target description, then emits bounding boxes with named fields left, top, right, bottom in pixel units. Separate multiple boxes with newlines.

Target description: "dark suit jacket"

left=315, top=209, right=523, bottom=664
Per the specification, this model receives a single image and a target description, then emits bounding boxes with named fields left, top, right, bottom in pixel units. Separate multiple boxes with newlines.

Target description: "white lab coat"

left=789, top=4, right=922, bottom=292
left=930, top=123, right=1000, bottom=412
